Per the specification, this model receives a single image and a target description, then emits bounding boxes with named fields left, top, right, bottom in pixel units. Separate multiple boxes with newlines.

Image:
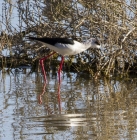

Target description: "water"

left=0, top=68, right=137, bottom=140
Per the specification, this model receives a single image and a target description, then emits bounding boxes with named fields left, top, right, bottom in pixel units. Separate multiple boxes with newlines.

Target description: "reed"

left=0, top=0, right=137, bottom=77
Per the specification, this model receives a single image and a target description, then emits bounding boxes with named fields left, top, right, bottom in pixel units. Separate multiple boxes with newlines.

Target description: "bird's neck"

left=82, top=41, right=91, bottom=50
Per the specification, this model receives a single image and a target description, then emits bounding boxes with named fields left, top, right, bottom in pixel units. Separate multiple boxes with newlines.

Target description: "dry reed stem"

left=0, top=0, right=137, bottom=76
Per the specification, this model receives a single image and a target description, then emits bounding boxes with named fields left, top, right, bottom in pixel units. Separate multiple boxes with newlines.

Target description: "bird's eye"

left=95, top=40, right=100, bottom=45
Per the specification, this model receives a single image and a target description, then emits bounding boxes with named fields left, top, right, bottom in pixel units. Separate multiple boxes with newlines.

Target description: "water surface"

left=0, top=68, right=137, bottom=140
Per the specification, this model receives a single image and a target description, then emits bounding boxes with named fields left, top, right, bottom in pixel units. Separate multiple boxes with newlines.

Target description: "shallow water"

left=0, top=68, right=137, bottom=140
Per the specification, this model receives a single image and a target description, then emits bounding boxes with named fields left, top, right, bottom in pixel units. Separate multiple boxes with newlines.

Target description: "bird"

left=28, top=37, right=101, bottom=85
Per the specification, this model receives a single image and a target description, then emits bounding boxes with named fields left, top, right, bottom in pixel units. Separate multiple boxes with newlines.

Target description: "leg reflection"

left=38, top=82, right=47, bottom=105
left=38, top=82, right=53, bottom=114
left=38, top=80, right=62, bottom=114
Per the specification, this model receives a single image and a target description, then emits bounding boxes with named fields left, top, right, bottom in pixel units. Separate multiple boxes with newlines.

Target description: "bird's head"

left=86, top=38, right=101, bottom=49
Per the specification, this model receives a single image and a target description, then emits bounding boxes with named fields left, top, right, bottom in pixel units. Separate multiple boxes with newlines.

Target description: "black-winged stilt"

left=28, top=37, right=101, bottom=84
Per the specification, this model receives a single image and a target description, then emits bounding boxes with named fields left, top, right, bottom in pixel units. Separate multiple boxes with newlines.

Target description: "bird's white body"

left=37, top=38, right=101, bottom=56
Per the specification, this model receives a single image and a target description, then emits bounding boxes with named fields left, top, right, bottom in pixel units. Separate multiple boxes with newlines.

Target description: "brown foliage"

left=0, top=0, right=137, bottom=76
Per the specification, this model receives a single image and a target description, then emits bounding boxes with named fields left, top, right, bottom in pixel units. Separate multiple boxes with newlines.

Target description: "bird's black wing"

left=28, top=37, right=74, bottom=45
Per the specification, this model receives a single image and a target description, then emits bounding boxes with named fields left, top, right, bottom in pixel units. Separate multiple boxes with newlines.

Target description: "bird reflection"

left=38, top=81, right=62, bottom=113
left=57, top=81, right=62, bottom=112
left=38, top=82, right=47, bottom=105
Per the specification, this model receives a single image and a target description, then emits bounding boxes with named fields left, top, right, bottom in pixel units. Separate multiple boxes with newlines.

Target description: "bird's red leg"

left=57, top=56, right=64, bottom=112
left=58, top=56, right=64, bottom=85
left=39, top=52, right=56, bottom=82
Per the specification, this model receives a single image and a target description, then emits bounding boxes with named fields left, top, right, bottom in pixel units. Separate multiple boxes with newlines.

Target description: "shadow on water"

left=0, top=68, right=137, bottom=139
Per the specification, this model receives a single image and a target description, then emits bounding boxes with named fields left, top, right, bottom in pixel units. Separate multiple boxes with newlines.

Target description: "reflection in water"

left=38, top=82, right=46, bottom=105
left=38, top=82, right=54, bottom=115
left=0, top=69, right=137, bottom=139
left=38, top=81, right=62, bottom=113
